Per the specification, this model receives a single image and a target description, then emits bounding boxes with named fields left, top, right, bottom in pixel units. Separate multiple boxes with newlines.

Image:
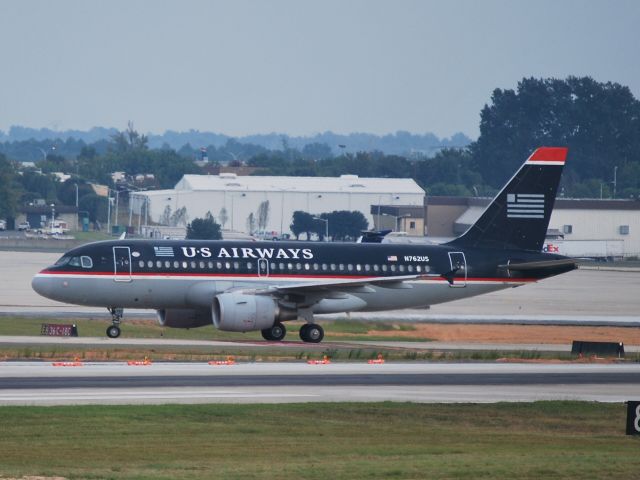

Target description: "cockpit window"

left=81, top=256, right=93, bottom=269
left=68, top=257, right=82, bottom=267
left=54, top=256, right=70, bottom=266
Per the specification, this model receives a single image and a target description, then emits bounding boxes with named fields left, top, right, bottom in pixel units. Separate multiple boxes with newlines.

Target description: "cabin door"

left=258, top=258, right=269, bottom=277
left=447, top=251, right=467, bottom=287
left=113, top=246, right=132, bottom=282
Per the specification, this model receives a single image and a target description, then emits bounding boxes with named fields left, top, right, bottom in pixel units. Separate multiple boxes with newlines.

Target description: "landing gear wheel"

left=261, top=322, right=287, bottom=341
left=300, top=323, right=324, bottom=343
left=106, top=325, right=121, bottom=338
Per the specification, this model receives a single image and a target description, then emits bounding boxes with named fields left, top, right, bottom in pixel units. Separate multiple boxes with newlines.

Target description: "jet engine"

left=156, top=308, right=211, bottom=329
left=212, top=293, right=297, bottom=332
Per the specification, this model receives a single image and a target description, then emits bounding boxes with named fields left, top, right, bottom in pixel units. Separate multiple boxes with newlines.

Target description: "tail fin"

left=447, top=147, right=568, bottom=252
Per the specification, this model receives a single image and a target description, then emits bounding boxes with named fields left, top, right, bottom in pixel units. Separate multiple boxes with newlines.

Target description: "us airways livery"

left=32, top=147, right=576, bottom=343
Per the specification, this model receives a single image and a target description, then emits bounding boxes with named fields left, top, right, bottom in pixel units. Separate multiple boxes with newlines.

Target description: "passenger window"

left=347, top=264, right=353, bottom=271
left=373, top=264, right=379, bottom=272
left=339, top=264, right=345, bottom=271
left=148, top=260, right=154, bottom=268
left=208, top=261, right=213, bottom=269
left=330, top=264, right=336, bottom=271
left=296, top=263, right=302, bottom=270
left=199, top=261, right=205, bottom=269
left=182, top=261, right=188, bottom=269
left=390, top=265, right=397, bottom=272
left=382, top=265, right=388, bottom=272
left=138, top=260, right=145, bottom=268
left=408, top=265, right=414, bottom=272
left=399, top=265, right=405, bottom=272
left=322, top=264, right=328, bottom=271
left=287, top=263, right=293, bottom=270
left=364, top=264, right=370, bottom=272
left=356, top=264, right=362, bottom=271
left=313, top=263, right=319, bottom=270
left=304, top=263, right=310, bottom=270
left=190, top=261, right=196, bottom=269
left=225, top=262, right=231, bottom=269
left=217, top=261, right=223, bottom=269
left=173, top=261, right=179, bottom=269
left=233, top=261, right=239, bottom=269
left=164, top=261, right=170, bottom=268
left=81, top=256, right=93, bottom=269
left=247, top=262, right=253, bottom=270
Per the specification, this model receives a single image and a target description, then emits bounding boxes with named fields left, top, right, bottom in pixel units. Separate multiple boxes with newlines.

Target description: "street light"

left=312, top=216, right=329, bottom=242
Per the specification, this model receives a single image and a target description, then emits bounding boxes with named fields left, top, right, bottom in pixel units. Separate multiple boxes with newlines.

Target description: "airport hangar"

left=128, top=172, right=639, bottom=258
left=130, top=173, right=425, bottom=238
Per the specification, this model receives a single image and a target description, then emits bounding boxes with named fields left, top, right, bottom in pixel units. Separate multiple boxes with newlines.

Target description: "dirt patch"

left=367, top=323, right=640, bottom=345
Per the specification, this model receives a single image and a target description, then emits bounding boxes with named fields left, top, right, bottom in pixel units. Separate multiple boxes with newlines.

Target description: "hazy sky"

left=1, top=0, right=639, bottom=139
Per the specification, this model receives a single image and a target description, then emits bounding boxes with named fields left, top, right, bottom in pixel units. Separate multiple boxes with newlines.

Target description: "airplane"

left=32, top=147, right=577, bottom=343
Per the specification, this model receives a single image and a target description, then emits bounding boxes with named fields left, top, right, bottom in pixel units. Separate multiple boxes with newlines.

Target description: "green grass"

left=0, top=316, right=419, bottom=342
left=0, top=402, right=637, bottom=479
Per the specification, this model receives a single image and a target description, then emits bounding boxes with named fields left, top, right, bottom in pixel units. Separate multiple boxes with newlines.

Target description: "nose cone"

left=32, top=273, right=53, bottom=299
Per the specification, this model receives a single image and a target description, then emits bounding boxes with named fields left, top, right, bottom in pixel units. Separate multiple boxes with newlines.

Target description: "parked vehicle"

left=0, top=220, right=6, bottom=231
left=17, top=221, right=30, bottom=231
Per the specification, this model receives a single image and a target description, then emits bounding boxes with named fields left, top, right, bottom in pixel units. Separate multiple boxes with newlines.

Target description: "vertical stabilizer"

left=446, top=147, right=568, bottom=251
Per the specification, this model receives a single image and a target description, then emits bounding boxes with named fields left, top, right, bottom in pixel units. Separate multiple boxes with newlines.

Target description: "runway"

left=1, top=361, right=639, bottom=405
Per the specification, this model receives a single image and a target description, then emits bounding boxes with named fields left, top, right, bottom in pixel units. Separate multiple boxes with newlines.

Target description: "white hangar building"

left=132, top=173, right=425, bottom=237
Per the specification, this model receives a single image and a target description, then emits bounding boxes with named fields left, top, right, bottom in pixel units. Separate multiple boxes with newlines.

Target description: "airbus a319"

left=32, top=147, right=576, bottom=343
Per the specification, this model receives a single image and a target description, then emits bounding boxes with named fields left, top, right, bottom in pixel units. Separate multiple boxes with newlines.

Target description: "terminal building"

left=131, top=173, right=425, bottom=238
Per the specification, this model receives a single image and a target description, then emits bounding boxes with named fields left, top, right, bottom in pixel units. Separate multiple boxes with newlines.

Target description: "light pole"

left=50, top=204, right=55, bottom=232
left=613, top=166, right=618, bottom=199
left=74, top=183, right=79, bottom=231
left=313, top=216, right=329, bottom=242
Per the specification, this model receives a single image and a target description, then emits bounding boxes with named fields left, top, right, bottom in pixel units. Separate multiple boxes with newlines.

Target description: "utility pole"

left=613, top=166, right=618, bottom=199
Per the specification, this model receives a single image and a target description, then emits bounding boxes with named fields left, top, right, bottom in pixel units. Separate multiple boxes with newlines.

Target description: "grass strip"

left=0, top=402, right=638, bottom=479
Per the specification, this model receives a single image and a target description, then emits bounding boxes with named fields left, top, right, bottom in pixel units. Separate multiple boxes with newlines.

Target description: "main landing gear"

left=299, top=323, right=324, bottom=343
left=107, top=307, right=123, bottom=338
left=261, top=322, right=287, bottom=341
left=260, top=321, right=325, bottom=343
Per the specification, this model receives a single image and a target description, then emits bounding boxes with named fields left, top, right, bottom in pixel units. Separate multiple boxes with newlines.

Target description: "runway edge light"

left=625, top=401, right=640, bottom=435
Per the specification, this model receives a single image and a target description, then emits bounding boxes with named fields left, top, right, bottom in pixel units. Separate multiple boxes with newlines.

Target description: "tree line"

left=1, top=76, right=639, bottom=226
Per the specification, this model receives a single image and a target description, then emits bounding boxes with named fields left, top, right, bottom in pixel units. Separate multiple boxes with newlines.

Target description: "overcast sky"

left=1, top=0, right=639, bottom=139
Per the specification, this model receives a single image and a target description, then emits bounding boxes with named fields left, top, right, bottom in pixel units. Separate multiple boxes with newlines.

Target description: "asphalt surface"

left=1, top=361, right=639, bottom=405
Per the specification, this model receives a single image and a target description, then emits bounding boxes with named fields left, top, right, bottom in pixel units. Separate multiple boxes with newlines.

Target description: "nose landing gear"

left=107, top=307, right=123, bottom=338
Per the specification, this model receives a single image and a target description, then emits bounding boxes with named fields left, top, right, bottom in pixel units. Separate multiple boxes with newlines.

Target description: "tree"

left=290, top=210, right=317, bottom=240
left=322, top=210, right=368, bottom=241
left=218, top=207, right=228, bottom=228
left=160, top=205, right=172, bottom=225
left=186, top=215, right=222, bottom=240
left=170, top=206, right=188, bottom=227
left=0, top=154, right=19, bottom=220
left=472, top=76, right=640, bottom=191
left=246, top=212, right=256, bottom=234
left=257, top=200, right=270, bottom=231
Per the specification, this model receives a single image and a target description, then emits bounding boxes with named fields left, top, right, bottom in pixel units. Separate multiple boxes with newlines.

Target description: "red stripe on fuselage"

left=37, top=270, right=537, bottom=283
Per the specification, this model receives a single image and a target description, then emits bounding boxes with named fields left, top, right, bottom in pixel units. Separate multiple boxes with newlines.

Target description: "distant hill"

left=0, top=126, right=471, bottom=157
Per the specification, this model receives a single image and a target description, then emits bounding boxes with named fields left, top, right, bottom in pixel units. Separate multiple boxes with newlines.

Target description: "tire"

left=106, top=325, right=121, bottom=338
left=301, top=323, right=324, bottom=343
left=262, top=322, right=287, bottom=341
left=299, top=324, right=310, bottom=342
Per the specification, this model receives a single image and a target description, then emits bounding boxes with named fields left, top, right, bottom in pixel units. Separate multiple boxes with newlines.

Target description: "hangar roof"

left=172, top=173, right=424, bottom=195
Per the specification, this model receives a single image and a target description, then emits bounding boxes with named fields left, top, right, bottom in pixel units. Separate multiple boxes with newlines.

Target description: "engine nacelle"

left=157, top=308, right=211, bottom=329
left=212, top=293, right=296, bottom=332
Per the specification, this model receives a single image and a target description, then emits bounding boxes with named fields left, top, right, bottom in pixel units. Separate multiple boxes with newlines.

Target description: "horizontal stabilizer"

left=500, top=259, right=577, bottom=272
